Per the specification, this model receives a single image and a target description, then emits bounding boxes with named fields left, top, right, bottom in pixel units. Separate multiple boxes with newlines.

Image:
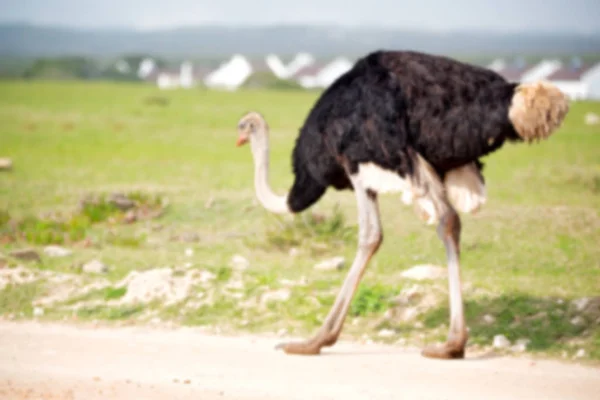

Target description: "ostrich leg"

left=276, top=175, right=382, bottom=355
left=422, top=207, right=468, bottom=359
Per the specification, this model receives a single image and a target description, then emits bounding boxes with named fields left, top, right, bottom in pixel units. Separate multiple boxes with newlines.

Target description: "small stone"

left=277, top=328, right=288, bottom=337
left=230, top=255, right=249, bottom=270
left=0, top=158, right=12, bottom=171
left=184, top=248, right=194, bottom=257
left=399, top=307, right=419, bottom=322
left=225, top=279, right=244, bottom=290
left=198, top=270, right=216, bottom=283
left=378, top=329, right=396, bottom=338
left=33, top=307, right=44, bottom=317
left=575, top=349, right=586, bottom=358
left=400, top=264, right=446, bottom=281
left=183, top=379, right=191, bottom=384
left=572, top=298, right=590, bottom=312
left=178, top=232, right=200, bottom=243
left=570, top=316, right=585, bottom=326
left=314, top=256, right=345, bottom=271
left=260, top=288, right=291, bottom=304
left=43, top=246, right=72, bottom=258
left=9, top=249, right=41, bottom=262
left=123, top=210, right=137, bottom=224
left=493, top=334, right=511, bottom=349
left=483, top=314, right=496, bottom=324
left=511, top=338, right=530, bottom=352
left=289, top=247, right=299, bottom=257
left=82, top=259, right=108, bottom=274
left=392, top=285, right=422, bottom=305
left=109, top=193, right=135, bottom=210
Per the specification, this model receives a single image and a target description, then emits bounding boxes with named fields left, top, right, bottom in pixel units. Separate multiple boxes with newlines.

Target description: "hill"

left=1, top=23, right=600, bottom=57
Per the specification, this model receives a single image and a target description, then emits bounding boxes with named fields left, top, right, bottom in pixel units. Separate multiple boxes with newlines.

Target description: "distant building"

left=204, top=55, right=253, bottom=91
left=487, top=58, right=531, bottom=82
left=137, top=58, right=156, bottom=79
left=546, top=59, right=600, bottom=100
left=294, top=57, right=354, bottom=89
left=266, top=53, right=315, bottom=80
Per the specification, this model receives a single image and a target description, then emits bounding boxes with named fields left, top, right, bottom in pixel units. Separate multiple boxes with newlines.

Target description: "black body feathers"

left=287, top=50, right=521, bottom=213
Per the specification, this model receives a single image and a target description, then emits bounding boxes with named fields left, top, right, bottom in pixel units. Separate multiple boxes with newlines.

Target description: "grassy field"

left=1, top=81, right=599, bottom=362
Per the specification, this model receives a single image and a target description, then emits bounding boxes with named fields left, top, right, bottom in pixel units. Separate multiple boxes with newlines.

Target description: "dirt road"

left=0, top=320, right=598, bottom=400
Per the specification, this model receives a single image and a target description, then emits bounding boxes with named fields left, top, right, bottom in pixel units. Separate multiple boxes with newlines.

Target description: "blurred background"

left=0, top=0, right=599, bottom=370
left=1, top=0, right=600, bottom=93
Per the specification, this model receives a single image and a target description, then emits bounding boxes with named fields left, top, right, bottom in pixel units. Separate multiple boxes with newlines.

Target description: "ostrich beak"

left=236, top=135, right=248, bottom=147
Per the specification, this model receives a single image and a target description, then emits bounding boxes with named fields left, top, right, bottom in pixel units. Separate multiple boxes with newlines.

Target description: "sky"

left=1, top=0, right=599, bottom=33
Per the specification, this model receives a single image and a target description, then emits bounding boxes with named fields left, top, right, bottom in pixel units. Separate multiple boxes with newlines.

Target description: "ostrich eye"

left=238, top=121, right=247, bottom=130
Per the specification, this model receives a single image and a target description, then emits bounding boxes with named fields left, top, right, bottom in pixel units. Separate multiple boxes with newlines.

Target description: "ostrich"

left=235, top=50, right=569, bottom=359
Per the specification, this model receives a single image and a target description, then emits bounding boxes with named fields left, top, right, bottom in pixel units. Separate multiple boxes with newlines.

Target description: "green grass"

left=0, top=80, right=599, bottom=362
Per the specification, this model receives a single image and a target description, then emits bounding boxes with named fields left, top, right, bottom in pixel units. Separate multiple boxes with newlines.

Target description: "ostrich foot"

left=275, top=340, right=322, bottom=355
left=275, top=332, right=337, bottom=355
left=421, top=340, right=466, bottom=359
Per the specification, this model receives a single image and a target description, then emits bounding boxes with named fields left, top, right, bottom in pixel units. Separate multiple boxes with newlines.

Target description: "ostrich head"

left=236, top=111, right=268, bottom=147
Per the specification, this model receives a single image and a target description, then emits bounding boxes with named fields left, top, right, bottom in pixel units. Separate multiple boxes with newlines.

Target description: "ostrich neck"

left=251, top=135, right=290, bottom=214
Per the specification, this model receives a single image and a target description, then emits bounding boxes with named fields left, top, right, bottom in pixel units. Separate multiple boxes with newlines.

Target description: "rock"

left=197, top=270, right=216, bottom=283
left=400, top=264, right=446, bottom=281
left=493, top=334, right=511, bottom=349
left=9, top=249, right=41, bottom=262
left=43, top=245, right=72, bottom=258
left=584, top=112, right=600, bottom=125
left=0, top=158, right=12, bottom=171
left=399, top=307, right=419, bottom=322
left=179, top=232, right=200, bottom=243
left=277, top=328, right=288, bottom=337
left=570, top=316, right=585, bottom=326
left=0, top=266, right=38, bottom=290
left=260, top=288, right=291, bottom=305
left=378, top=329, right=396, bottom=338
left=314, top=256, right=345, bottom=271
left=108, top=192, right=135, bottom=210
left=482, top=314, right=496, bottom=325
left=575, top=349, right=586, bottom=358
left=123, top=210, right=137, bottom=224
left=184, top=248, right=194, bottom=257
left=117, top=268, right=195, bottom=306
left=392, top=285, right=422, bottom=305
left=572, top=297, right=590, bottom=312
left=225, top=279, right=244, bottom=290
left=82, top=259, right=108, bottom=274
left=33, top=307, right=44, bottom=317
left=230, top=255, right=249, bottom=270
left=204, top=196, right=215, bottom=209
left=288, top=247, right=299, bottom=257
left=511, top=338, right=530, bottom=352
